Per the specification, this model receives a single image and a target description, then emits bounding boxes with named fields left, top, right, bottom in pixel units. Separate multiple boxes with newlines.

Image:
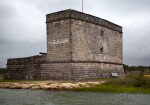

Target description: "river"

left=0, top=89, right=150, bottom=105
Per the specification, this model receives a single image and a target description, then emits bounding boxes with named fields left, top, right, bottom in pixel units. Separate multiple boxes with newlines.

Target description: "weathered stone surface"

left=49, top=84, right=59, bottom=89
left=39, top=83, right=48, bottom=87
left=4, top=55, right=46, bottom=80
left=29, top=84, right=39, bottom=87
left=0, top=83, right=10, bottom=88
left=40, top=84, right=52, bottom=90
left=21, top=84, right=31, bottom=89
left=86, top=82, right=100, bottom=86
left=31, top=86, right=41, bottom=90
left=78, top=83, right=89, bottom=87
left=13, top=83, right=22, bottom=86
left=59, top=83, right=73, bottom=89
left=72, top=84, right=80, bottom=88
left=4, top=9, right=124, bottom=80
left=9, top=86, right=22, bottom=89
left=46, top=9, right=122, bottom=33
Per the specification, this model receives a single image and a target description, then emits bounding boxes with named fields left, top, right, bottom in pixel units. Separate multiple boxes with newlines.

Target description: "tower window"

left=100, top=30, right=104, bottom=37
left=100, top=48, right=103, bottom=53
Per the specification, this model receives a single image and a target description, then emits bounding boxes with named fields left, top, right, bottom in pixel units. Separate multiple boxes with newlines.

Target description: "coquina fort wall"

left=4, top=9, right=124, bottom=80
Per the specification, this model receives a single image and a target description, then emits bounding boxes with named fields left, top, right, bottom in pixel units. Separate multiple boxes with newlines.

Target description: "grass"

left=74, top=85, right=150, bottom=94
left=0, top=80, right=35, bottom=82
left=74, top=71, right=150, bottom=94
left=0, top=74, right=4, bottom=80
left=0, top=79, right=44, bottom=82
left=80, top=77, right=115, bottom=81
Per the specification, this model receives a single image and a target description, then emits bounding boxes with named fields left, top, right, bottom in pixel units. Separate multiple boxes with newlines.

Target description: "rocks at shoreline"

left=0, top=81, right=103, bottom=90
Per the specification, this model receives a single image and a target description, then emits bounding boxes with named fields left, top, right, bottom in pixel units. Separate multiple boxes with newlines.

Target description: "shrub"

left=144, top=69, right=150, bottom=75
left=0, top=68, right=6, bottom=74
left=0, top=75, right=4, bottom=80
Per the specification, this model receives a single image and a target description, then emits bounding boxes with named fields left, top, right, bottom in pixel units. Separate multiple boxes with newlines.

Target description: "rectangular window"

left=100, top=48, right=103, bottom=53
left=101, top=30, right=104, bottom=37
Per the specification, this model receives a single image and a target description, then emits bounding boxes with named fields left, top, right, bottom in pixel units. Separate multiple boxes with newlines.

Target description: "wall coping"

left=8, top=55, right=45, bottom=60
left=46, top=9, right=122, bottom=33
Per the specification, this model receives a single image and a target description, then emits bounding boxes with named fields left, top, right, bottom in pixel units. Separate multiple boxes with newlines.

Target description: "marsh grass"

left=74, top=85, right=150, bottom=93
left=0, top=74, right=4, bottom=80
left=75, top=71, right=150, bottom=93
left=0, top=79, right=43, bottom=82
left=106, top=71, right=150, bottom=87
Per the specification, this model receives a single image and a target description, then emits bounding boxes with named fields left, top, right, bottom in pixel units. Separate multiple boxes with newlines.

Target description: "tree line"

left=0, top=68, right=6, bottom=74
left=123, top=64, right=150, bottom=74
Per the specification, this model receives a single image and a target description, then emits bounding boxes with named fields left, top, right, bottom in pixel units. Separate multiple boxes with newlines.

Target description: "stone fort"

left=4, top=9, right=124, bottom=80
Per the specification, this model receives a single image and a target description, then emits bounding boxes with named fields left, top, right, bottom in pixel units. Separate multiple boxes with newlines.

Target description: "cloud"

left=0, top=0, right=46, bottom=44
left=0, top=0, right=47, bottom=67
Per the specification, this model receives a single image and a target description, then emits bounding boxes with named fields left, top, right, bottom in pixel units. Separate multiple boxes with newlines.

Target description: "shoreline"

left=0, top=81, right=103, bottom=90
left=0, top=80, right=150, bottom=94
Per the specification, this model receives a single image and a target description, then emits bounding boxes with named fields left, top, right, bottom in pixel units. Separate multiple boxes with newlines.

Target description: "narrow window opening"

left=101, top=30, right=104, bottom=37
left=100, top=48, right=103, bottom=53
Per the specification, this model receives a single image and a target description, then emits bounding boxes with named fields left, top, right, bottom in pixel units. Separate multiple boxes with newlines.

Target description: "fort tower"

left=5, top=9, right=124, bottom=80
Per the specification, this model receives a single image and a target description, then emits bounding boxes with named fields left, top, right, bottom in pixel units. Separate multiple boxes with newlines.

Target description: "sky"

left=0, top=0, right=150, bottom=67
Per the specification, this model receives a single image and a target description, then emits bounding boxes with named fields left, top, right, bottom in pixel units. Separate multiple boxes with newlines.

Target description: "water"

left=0, top=89, right=150, bottom=105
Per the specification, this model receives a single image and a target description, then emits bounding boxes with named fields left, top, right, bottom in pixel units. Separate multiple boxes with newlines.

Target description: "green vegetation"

left=0, top=68, right=5, bottom=81
left=79, top=78, right=112, bottom=82
left=0, top=74, right=4, bottom=80
left=75, top=70, right=150, bottom=94
left=74, top=85, right=150, bottom=94
left=0, top=79, right=45, bottom=82
left=105, top=71, right=150, bottom=87
left=0, top=68, right=6, bottom=74
left=123, top=64, right=150, bottom=74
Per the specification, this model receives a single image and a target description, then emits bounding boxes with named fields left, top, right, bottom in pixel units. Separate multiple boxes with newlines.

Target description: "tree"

left=0, top=68, right=6, bottom=74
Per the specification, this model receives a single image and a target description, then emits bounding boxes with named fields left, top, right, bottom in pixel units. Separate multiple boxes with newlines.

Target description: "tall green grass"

left=75, top=71, right=150, bottom=93
left=104, top=71, right=150, bottom=87
left=74, top=85, right=150, bottom=93
left=0, top=79, right=43, bottom=82
left=0, top=74, right=4, bottom=80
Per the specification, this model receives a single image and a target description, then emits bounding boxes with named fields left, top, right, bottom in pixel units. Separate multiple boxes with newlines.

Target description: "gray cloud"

left=0, top=0, right=150, bottom=67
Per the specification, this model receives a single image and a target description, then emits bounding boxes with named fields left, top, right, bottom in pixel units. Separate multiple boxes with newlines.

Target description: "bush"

left=0, top=75, right=4, bottom=80
left=123, top=64, right=150, bottom=73
left=144, top=69, right=150, bottom=75
left=0, top=68, right=6, bottom=74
